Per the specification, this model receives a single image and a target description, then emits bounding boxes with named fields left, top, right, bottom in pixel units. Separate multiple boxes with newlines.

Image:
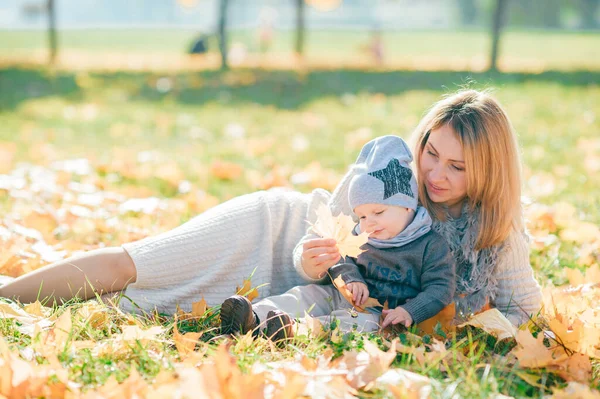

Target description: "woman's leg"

left=0, top=247, right=136, bottom=306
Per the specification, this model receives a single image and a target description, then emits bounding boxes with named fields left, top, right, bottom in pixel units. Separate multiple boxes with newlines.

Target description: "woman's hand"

left=346, top=282, right=369, bottom=306
left=381, top=306, right=413, bottom=328
left=301, top=238, right=341, bottom=279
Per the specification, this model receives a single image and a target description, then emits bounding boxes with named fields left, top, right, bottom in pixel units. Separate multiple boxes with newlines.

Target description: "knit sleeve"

left=329, top=257, right=365, bottom=286
left=492, top=231, right=543, bottom=326
left=292, top=168, right=358, bottom=282
left=401, top=237, right=456, bottom=324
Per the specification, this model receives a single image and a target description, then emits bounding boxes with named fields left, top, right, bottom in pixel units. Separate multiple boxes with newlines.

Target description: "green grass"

left=1, top=66, right=598, bottom=218
left=1, top=29, right=600, bottom=70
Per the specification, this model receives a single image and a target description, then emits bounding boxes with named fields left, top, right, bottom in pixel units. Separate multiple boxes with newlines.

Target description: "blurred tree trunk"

left=458, top=0, right=478, bottom=26
left=579, top=0, right=599, bottom=29
left=47, top=0, right=57, bottom=65
left=540, top=0, right=561, bottom=28
left=295, top=0, right=305, bottom=56
left=217, top=0, right=230, bottom=70
left=489, top=0, right=508, bottom=72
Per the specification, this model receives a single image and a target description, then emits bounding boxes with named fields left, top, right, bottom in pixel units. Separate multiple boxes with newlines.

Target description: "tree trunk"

left=48, top=0, right=57, bottom=65
left=580, top=0, right=599, bottom=29
left=218, top=0, right=230, bottom=70
left=489, top=0, right=508, bottom=72
left=458, top=0, right=478, bottom=26
left=295, top=0, right=305, bottom=56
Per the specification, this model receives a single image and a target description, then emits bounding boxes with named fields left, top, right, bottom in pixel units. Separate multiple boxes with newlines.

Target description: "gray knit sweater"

left=292, top=166, right=543, bottom=326
left=329, top=230, right=455, bottom=324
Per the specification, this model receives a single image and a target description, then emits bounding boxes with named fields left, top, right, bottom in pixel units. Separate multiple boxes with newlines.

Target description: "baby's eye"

left=359, top=216, right=366, bottom=219
left=375, top=210, right=384, bottom=215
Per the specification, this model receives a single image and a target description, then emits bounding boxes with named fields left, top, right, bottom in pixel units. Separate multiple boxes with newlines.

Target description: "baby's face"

left=354, top=204, right=414, bottom=240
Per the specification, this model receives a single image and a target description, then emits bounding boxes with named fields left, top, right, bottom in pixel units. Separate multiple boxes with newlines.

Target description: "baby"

left=220, top=135, right=456, bottom=341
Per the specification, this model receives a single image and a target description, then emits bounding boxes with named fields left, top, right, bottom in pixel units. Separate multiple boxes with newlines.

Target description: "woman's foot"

left=265, top=310, right=294, bottom=343
left=220, top=295, right=259, bottom=336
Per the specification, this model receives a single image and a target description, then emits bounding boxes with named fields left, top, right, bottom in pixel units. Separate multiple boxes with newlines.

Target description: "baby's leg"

left=253, top=284, right=339, bottom=326
left=253, top=285, right=380, bottom=333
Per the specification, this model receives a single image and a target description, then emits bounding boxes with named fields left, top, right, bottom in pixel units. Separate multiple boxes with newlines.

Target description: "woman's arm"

left=292, top=165, right=358, bottom=281
left=493, top=231, right=543, bottom=326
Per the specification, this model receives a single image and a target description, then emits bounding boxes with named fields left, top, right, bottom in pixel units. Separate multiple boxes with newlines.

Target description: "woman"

left=0, top=89, right=541, bottom=326
left=298, top=90, right=542, bottom=325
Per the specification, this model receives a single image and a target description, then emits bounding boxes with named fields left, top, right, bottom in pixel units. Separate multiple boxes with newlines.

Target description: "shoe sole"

left=220, top=295, right=254, bottom=335
left=266, top=310, right=293, bottom=343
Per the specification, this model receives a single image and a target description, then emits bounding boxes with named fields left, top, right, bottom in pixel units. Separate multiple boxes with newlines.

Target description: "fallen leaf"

left=173, top=318, right=202, bottom=356
left=457, top=308, right=517, bottom=340
left=235, top=278, right=259, bottom=302
left=511, top=329, right=568, bottom=368
left=342, top=338, right=396, bottom=389
left=192, top=297, right=208, bottom=318
left=549, top=382, right=600, bottom=398
left=210, top=160, right=243, bottom=180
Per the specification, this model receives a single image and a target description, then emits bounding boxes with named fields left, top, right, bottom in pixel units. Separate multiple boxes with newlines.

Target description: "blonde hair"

left=412, top=89, right=523, bottom=250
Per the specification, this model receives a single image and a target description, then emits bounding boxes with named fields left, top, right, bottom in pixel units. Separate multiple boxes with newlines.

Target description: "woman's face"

left=419, top=124, right=468, bottom=211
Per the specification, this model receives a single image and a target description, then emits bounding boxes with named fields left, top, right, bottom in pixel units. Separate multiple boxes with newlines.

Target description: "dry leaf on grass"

left=235, top=278, right=259, bottom=302
left=511, top=329, right=569, bottom=368
left=457, top=308, right=517, bottom=340
left=173, top=318, right=203, bottom=356
left=377, top=368, right=433, bottom=399
left=311, top=204, right=369, bottom=258
left=341, top=339, right=397, bottom=390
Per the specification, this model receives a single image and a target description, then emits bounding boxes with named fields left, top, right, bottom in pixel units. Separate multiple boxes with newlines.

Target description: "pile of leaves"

left=0, top=161, right=599, bottom=398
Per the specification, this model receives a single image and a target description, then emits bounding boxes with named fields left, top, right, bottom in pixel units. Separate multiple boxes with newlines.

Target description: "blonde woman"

left=0, top=90, right=542, bottom=326
left=300, top=90, right=542, bottom=325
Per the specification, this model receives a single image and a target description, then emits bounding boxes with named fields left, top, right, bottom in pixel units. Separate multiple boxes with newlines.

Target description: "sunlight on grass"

left=0, top=59, right=599, bottom=397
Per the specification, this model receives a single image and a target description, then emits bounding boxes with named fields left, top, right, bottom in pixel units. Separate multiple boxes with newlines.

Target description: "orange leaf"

left=210, top=160, right=243, bottom=180
left=191, top=297, right=208, bottom=318
left=173, top=318, right=202, bottom=356
left=235, top=278, right=259, bottom=302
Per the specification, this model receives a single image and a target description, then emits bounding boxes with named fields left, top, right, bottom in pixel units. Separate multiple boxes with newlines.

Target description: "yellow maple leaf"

left=457, top=308, right=517, bottom=340
left=342, top=338, right=397, bottom=390
left=296, top=311, right=328, bottom=339
left=173, top=316, right=203, bottom=356
left=512, top=329, right=569, bottom=368
left=311, top=204, right=369, bottom=258
left=192, top=297, right=208, bottom=318
left=235, top=278, right=259, bottom=302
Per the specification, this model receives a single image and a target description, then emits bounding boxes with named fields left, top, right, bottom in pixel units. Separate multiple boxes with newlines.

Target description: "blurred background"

left=1, top=0, right=599, bottom=70
left=0, top=1, right=599, bottom=280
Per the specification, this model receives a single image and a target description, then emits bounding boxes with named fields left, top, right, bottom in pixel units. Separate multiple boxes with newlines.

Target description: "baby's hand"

left=346, top=282, right=369, bottom=306
left=381, top=306, right=413, bottom=328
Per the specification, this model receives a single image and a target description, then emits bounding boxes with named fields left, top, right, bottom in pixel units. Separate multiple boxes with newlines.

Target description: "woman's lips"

left=427, top=181, right=447, bottom=195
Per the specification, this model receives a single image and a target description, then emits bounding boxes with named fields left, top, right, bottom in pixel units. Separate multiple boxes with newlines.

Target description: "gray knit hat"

left=348, top=135, right=418, bottom=211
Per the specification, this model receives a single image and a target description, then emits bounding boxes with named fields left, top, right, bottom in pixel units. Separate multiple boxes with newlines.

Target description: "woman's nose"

left=429, top=164, right=446, bottom=182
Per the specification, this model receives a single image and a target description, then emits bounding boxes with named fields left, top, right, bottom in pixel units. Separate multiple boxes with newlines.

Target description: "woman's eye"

left=451, top=165, right=464, bottom=171
left=427, top=150, right=438, bottom=158
left=359, top=216, right=366, bottom=219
